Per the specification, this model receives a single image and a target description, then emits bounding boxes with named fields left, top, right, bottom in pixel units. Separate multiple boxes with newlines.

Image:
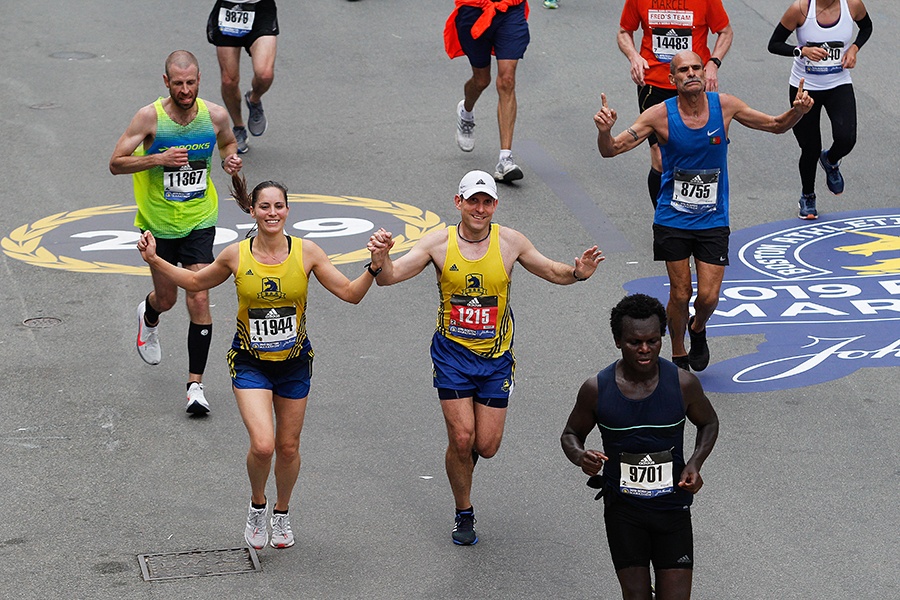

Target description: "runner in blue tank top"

left=562, top=293, right=719, bottom=600
left=593, top=50, right=814, bottom=372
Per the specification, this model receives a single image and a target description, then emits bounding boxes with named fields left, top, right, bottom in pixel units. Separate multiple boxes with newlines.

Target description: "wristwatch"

left=793, top=46, right=802, bottom=57
left=708, top=57, right=722, bottom=68
left=365, top=262, right=382, bottom=277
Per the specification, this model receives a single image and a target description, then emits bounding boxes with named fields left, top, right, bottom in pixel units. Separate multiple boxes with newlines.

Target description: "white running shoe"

left=493, top=156, right=524, bottom=183
left=136, top=301, right=161, bottom=365
left=245, top=504, right=268, bottom=549
left=270, top=513, right=295, bottom=548
left=456, top=100, right=475, bottom=152
left=185, top=382, right=210, bottom=415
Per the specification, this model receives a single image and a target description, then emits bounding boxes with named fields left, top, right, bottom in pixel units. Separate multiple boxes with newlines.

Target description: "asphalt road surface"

left=0, top=1, right=897, bottom=598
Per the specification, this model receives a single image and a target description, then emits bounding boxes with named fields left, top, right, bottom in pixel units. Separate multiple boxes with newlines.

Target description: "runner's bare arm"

left=595, top=93, right=658, bottom=157
left=506, top=228, right=604, bottom=284
left=209, top=102, right=242, bottom=175
left=305, top=240, right=377, bottom=304
left=726, top=80, right=813, bottom=134
left=678, top=370, right=719, bottom=494
left=369, top=228, right=444, bottom=286
left=561, top=376, right=609, bottom=475
left=137, top=231, right=236, bottom=291
left=705, top=24, right=733, bottom=91
left=109, top=105, right=188, bottom=175
left=616, top=27, right=648, bottom=86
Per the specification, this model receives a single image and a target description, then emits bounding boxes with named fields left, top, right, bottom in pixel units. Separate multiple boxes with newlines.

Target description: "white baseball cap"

left=458, top=170, right=498, bottom=200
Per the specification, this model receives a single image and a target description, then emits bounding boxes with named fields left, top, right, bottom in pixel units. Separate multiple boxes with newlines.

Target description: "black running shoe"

left=687, top=316, right=710, bottom=372
left=672, top=355, right=690, bottom=371
left=452, top=509, right=478, bottom=545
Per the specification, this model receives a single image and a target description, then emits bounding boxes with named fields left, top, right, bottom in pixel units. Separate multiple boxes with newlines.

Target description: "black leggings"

left=789, top=83, right=856, bottom=195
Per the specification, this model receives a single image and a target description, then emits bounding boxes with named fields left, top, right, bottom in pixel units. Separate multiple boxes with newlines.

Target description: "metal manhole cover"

left=50, top=51, right=96, bottom=60
left=23, top=317, right=62, bottom=328
left=138, top=547, right=260, bottom=581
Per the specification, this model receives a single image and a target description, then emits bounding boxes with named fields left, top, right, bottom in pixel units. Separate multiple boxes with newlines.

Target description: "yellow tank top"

left=232, top=236, right=310, bottom=361
left=436, top=224, right=513, bottom=358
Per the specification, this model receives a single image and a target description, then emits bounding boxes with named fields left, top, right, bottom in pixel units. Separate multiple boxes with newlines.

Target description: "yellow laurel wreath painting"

left=1, top=196, right=446, bottom=276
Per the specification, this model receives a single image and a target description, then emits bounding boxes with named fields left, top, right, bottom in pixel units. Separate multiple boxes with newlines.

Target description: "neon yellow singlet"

left=132, top=98, right=219, bottom=238
left=436, top=224, right=513, bottom=358
left=232, top=237, right=310, bottom=361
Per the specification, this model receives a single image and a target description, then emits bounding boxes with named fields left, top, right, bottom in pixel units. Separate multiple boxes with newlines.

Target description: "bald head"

left=670, top=50, right=703, bottom=75
left=165, top=50, right=199, bottom=78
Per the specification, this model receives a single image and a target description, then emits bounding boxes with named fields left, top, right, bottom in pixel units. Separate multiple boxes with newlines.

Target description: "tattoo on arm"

left=626, top=127, right=639, bottom=142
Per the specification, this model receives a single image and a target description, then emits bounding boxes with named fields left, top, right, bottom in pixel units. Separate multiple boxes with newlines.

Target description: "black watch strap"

left=365, top=262, right=382, bottom=277
left=708, top=57, right=722, bottom=68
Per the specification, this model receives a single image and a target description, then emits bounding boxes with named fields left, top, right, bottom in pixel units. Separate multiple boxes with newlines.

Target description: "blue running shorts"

left=456, top=2, right=530, bottom=68
left=431, top=331, right=515, bottom=408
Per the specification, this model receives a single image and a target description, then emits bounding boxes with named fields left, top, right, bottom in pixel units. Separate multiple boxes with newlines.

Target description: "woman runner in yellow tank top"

left=137, top=176, right=386, bottom=550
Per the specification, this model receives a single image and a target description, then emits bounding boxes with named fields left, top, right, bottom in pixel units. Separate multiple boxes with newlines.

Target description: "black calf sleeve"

left=188, top=322, right=212, bottom=375
left=648, top=168, right=662, bottom=209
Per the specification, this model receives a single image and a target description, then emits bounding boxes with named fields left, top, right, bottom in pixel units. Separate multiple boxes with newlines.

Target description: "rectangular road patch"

left=138, top=547, right=261, bottom=581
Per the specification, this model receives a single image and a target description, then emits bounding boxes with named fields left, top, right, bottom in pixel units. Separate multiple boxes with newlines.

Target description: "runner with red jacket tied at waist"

left=445, top=0, right=531, bottom=184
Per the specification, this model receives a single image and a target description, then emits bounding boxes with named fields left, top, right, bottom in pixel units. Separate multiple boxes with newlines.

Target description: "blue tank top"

left=596, top=359, right=692, bottom=510
left=655, top=92, right=730, bottom=231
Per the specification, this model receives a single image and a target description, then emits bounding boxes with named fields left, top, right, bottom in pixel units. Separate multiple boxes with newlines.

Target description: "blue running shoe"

left=452, top=509, right=478, bottom=545
left=819, top=150, right=844, bottom=195
left=798, top=192, right=818, bottom=220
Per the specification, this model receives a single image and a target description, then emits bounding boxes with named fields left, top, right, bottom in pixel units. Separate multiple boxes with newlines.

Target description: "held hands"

left=580, top=450, right=607, bottom=477
left=367, top=228, right=394, bottom=270
left=593, top=94, right=617, bottom=134
left=792, top=78, right=814, bottom=115
left=136, top=230, right=157, bottom=263
left=573, top=246, right=604, bottom=280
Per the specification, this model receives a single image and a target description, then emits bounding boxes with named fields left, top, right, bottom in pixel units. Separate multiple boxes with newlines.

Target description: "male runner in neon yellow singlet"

left=367, top=170, right=605, bottom=545
left=110, top=50, right=242, bottom=415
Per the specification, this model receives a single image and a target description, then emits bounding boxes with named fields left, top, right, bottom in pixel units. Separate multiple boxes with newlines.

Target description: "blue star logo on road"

left=624, top=209, right=900, bottom=393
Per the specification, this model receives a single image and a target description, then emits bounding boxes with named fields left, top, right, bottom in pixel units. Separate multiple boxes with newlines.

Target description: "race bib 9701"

left=619, top=450, right=674, bottom=498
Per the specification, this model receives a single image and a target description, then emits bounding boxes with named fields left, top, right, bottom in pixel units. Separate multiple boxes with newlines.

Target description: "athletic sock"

left=144, top=293, right=161, bottom=326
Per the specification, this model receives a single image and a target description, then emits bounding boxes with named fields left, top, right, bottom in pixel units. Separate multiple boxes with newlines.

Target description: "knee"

left=275, top=438, right=300, bottom=458
left=220, top=70, right=241, bottom=90
left=495, top=73, right=516, bottom=96
left=475, top=440, right=500, bottom=459
left=151, top=290, right=177, bottom=312
left=249, top=440, right=275, bottom=463
left=448, top=428, right=476, bottom=456
left=470, top=72, right=491, bottom=91
left=693, top=289, right=719, bottom=313
left=254, top=66, right=275, bottom=88
left=185, top=290, right=210, bottom=314
left=668, top=282, right=693, bottom=305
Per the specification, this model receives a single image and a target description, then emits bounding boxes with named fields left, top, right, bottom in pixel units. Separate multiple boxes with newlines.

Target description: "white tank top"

left=789, top=0, right=854, bottom=90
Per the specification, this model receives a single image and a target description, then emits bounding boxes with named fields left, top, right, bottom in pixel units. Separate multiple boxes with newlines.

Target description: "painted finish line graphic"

left=624, top=209, right=900, bottom=393
left=1, top=195, right=445, bottom=276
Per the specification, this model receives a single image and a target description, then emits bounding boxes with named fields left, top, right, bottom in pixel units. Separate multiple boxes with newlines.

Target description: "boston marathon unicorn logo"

left=624, top=209, right=900, bottom=392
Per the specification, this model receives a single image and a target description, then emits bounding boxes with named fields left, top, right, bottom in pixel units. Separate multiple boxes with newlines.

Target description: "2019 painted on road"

left=625, top=209, right=900, bottom=393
